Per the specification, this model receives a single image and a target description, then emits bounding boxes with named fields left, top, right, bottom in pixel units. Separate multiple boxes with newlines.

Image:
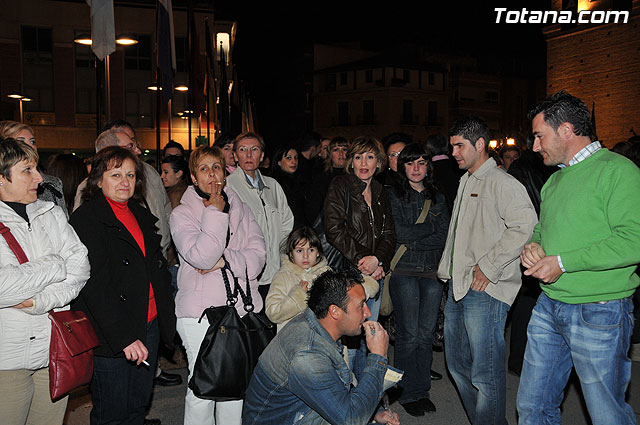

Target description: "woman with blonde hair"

left=0, top=121, right=67, bottom=216
left=323, top=136, right=396, bottom=375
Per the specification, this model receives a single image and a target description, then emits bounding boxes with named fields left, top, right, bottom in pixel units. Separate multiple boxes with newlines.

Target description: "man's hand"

left=12, top=299, right=34, bottom=309
left=521, top=242, right=545, bottom=269
left=123, top=339, right=148, bottom=365
left=363, top=321, right=388, bottom=358
left=374, top=409, right=400, bottom=425
left=524, top=255, right=563, bottom=283
left=470, top=265, right=491, bottom=291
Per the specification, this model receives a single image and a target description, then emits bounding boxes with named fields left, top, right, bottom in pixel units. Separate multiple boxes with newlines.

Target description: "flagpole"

left=154, top=1, right=161, bottom=171
left=187, top=9, right=192, bottom=153
left=206, top=48, right=210, bottom=144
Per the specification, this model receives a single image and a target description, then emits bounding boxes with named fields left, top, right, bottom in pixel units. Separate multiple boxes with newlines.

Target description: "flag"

left=156, top=0, right=175, bottom=103
left=240, top=83, right=256, bottom=133
left=218, top=43, right=230, bottom=133
left=204, top=19, right=218, bottom=129
left=86, top=0, right=115, bottom=60
left=188, top=1, right=206, bottom=115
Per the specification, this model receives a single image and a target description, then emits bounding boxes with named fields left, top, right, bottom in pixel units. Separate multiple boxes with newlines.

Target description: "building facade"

left=0, top=0, right=232, bottom=155
left=545, top=0, right=639, bottom=146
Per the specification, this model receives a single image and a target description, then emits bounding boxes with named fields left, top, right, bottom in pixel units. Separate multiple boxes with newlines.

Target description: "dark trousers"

left=90, top=320, right=160, bottom=425
left=508, top=275, right=541, bottom=374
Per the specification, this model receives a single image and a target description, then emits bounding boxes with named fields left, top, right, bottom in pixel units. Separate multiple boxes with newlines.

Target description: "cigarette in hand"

left=141, top=360, right=150, bottom=367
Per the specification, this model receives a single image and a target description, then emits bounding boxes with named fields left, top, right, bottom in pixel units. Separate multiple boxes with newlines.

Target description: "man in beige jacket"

left=437, top=116, right=537, bottom=425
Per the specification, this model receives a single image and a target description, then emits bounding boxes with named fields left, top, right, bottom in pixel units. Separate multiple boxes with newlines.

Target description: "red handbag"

left=0, top=221, right=99, bottom=400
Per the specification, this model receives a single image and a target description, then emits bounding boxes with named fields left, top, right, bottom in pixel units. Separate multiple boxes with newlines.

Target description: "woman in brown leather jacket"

left=323, top=136, right=396, bottom=319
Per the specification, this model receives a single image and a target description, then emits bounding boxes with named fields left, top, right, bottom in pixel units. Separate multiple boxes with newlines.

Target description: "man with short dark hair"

left=425, top=133, right=460, bottom=213
left=296, top=131, right=322, bottom=183
left=517, top=91, right=640, bottom=425
left=437, top=116, right=537, bottom=425
left=242, top=269, right=399, bottom=425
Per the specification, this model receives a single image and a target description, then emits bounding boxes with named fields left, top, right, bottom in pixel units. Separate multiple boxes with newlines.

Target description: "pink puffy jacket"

left=170, top=185, right=266, bottom=318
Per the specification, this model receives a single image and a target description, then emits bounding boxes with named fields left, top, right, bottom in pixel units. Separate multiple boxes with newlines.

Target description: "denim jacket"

left=242, top=308, right=388, bottom=425
left=387, top=189, right=450, bottom=275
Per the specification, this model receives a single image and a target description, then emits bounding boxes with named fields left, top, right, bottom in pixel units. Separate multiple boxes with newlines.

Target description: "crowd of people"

left=1, top=89, right=639, bottom=425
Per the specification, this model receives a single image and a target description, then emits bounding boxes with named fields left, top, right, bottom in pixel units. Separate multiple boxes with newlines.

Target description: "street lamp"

left=7, top=93, right=33, bottom=123
left=74, top=33, right=139, bottom=130
left=147, top=82, right=188, bottom=145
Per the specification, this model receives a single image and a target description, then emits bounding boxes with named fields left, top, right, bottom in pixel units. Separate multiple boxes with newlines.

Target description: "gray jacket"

left=227, top=168, right=294, bottom=286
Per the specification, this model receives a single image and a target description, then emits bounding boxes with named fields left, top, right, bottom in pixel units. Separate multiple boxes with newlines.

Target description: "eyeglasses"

left=237, top=146, right=262, bottom=154
left=388, top=152, right=401, bottom=158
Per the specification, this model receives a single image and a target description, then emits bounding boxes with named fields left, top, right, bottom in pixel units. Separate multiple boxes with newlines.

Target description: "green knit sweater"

left=531, top=148, right=640, bottom=303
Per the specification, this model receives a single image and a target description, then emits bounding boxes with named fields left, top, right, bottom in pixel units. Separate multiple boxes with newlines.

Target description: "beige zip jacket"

left=437, top=158, right=537, bottom=306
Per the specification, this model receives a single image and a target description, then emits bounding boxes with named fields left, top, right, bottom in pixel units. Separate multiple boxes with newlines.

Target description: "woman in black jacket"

left=323, top=136, right=396, bottom=318
left=323, top=136, right=396, bottom=377
left=270, top=145, right=307, bottom=227
left=386, top=143, right=450, bottom=416
left=70, top=146, right=176, bottom=425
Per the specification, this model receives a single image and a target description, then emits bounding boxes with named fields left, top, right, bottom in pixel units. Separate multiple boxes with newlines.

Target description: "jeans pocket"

left=579, top=301, right=622, bottom=330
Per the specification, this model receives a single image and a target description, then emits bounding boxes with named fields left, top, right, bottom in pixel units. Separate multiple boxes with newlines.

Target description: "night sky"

left=214, top=0, right=549, bottom=142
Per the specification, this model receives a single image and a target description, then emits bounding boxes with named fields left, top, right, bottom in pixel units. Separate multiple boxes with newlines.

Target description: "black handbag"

left=312, top=183, right=350, bottom=270
left=188, top=259, right=275, bottom=401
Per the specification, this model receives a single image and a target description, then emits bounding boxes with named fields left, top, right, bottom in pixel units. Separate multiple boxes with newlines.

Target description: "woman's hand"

left=357, top=255, right=379, bottom=276
left=298, top=280, right=309, bottom=292
left=11, top=299, right=34, bottom=309
left=123, top=339, right=148, bottom=365
left=195, top=257, right=225, bottom=275
left=202, top=174, right=226, bottom=211
left=371, top=266, right=385, bottom=281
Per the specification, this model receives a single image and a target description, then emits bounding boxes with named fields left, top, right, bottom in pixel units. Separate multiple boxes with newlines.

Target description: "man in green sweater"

left=517, top=91, right=640, bottom=425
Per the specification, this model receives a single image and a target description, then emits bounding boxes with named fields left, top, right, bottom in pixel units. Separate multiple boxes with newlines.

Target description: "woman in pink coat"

left=169, top=145, right=266, bottom=425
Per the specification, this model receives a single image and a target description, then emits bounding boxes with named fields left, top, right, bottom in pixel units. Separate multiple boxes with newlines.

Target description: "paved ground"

left=65, top=339, right=640, bottom=425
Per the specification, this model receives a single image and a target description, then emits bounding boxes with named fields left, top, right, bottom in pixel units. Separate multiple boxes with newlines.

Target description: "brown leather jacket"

left=323, top=173, right=396, bottom=270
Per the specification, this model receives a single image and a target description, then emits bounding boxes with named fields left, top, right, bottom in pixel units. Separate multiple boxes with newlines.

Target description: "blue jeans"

left=389, top=274, right=442, bottom=403
left=444, top=282, right=509, bottom=425
left=90, top=320, right=160, bottom=425
left=517, top=292, right=636, bottom=425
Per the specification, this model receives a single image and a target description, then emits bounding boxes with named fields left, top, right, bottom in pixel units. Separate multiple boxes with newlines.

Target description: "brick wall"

left=546, top=10, right=640, bottom=146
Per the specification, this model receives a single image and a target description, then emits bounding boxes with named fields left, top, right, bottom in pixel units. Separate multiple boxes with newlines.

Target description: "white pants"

left=177, top=317, right=243, bottom=425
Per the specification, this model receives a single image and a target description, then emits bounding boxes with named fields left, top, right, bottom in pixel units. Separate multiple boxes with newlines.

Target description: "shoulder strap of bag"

left=220, top=256, right=255, bottom=312
left=388, top=198, right=432, bottom=272
left=0, top=221, right=29, bottom=264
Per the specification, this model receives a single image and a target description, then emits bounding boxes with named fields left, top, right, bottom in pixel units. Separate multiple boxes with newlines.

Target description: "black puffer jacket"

left=323, top=174, right=396, bottom=270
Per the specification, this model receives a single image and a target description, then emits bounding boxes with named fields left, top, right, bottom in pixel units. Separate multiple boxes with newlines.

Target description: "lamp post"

left=7, top=94, right=33, bottom=123
left=74, top=33, right=138, bottom=133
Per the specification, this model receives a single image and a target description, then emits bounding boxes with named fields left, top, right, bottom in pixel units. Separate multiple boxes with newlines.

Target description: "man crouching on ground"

left=242, top=268, right=400, bottom=425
